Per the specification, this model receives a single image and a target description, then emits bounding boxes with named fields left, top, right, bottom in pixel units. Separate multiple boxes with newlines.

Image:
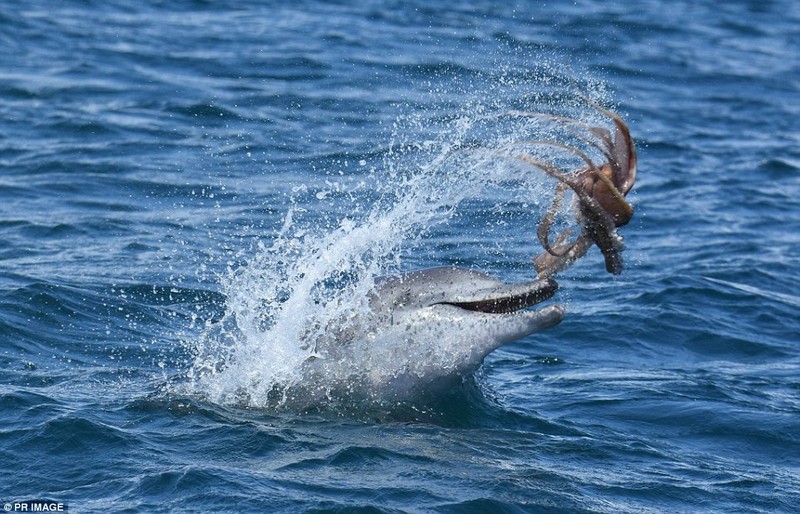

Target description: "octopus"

left=506, top=99, right=637, bottom=278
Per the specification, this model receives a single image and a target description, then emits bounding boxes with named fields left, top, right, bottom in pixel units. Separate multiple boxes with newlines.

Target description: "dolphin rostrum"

left=289, top=267, right=564, bottom=408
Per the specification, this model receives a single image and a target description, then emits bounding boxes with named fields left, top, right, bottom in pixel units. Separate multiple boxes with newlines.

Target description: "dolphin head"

left=290, top=267, right=565, bottom=409
left=372, top=266, right=561, bottom=315
left=355, top=268, right=564, bottom=396
left=370, top=267, right=564, bottom=359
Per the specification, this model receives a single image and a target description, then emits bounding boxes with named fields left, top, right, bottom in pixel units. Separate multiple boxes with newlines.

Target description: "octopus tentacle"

left=504, top=111, right=616, bottom=164
left=537, top=182, right=570, bottom=257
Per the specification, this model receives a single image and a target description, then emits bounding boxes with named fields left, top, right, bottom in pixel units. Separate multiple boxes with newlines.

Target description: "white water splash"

left=184, top=80, right=613, bottom=410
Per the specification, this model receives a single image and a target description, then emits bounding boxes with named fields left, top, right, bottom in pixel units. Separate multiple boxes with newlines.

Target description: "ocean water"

left=1, top=0, right=799, bottom=512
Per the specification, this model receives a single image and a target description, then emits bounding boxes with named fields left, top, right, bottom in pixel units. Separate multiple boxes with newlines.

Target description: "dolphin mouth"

left=438, top=278, right=558, bottom=314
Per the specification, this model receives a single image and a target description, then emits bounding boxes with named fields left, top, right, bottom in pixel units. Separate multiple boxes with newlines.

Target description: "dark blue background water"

left=2, top=1, right=799, bottom=512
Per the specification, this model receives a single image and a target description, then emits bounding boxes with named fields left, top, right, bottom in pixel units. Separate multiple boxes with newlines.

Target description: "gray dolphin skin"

left=368, top=267, right=564, bottom=374
left=372, top=266, right=562, bottom=317
left=296, top=267, right=565, bottom=407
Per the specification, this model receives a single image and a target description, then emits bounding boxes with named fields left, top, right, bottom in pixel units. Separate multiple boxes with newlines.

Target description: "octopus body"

left=509, top=100, right=638, bottom=277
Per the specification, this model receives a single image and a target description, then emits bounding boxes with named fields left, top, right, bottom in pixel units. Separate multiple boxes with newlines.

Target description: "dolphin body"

left=285, top=267, right=565, bottom=409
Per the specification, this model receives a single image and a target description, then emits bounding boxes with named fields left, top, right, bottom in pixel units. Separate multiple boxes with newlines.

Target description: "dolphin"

left=286, top=267, right=565, bottom=408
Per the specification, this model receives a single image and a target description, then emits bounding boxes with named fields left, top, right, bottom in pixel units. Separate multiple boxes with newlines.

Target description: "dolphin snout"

left=437, top=277, right=558, bottom=314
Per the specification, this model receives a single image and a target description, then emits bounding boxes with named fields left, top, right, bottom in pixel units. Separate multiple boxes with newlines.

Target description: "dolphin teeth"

left=439, top=278, right=558, bottom=314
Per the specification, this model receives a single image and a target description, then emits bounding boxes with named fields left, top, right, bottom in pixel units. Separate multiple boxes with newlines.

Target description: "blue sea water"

left=1, top=0, right=799, bottom=512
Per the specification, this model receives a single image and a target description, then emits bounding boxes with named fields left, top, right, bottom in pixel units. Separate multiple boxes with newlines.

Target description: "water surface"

left=1, top=1, right=798, bottom=512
